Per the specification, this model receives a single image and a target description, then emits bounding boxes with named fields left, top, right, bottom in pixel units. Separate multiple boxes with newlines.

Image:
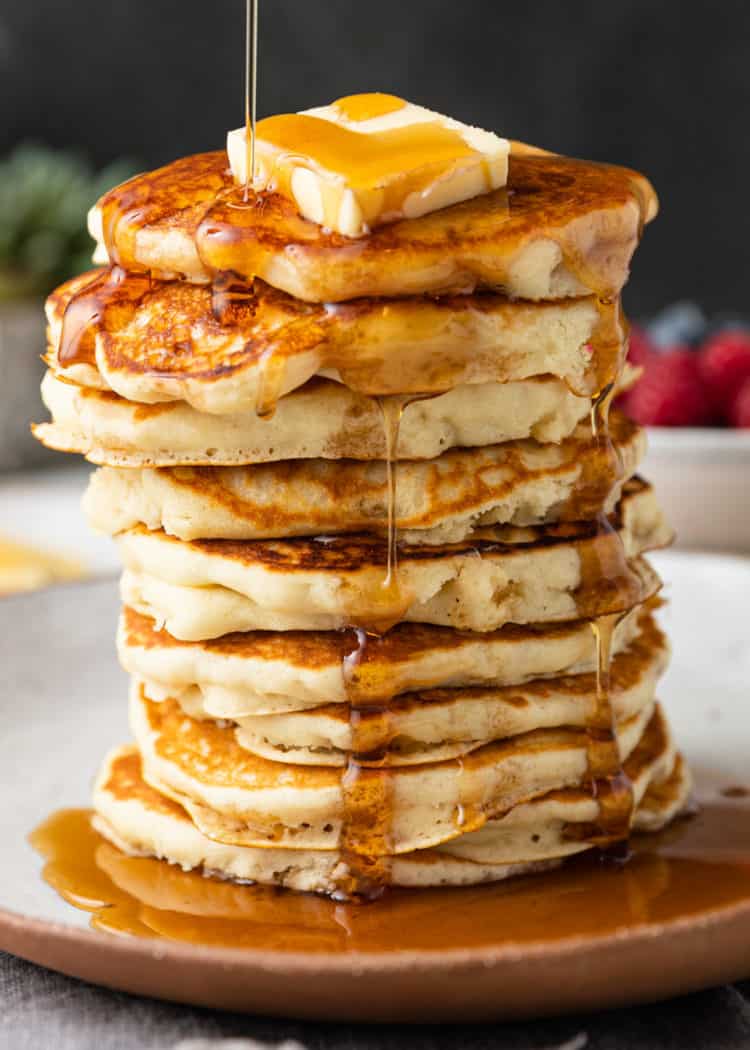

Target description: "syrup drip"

left=209, top=271, right=257, bottom=322
left=582, top=335, right=633, bottom=844
left=587, top=613, right=633, bottom=844
left=57, top=266, right=144, bottom=367
left=29, top=804, right=750, bottom=951
left=254, top=345, right=287, bottom=419
left=338, top=625, right=394, bottom=900
left=334, top=394, right=413, bottom=898
left=336, top=388, right=457, bottom=898
left=377, top=394, right=410, bottom=593
left=556, top=272, right=633, bottom=848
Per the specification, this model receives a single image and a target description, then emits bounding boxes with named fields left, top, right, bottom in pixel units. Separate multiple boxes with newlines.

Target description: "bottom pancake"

left=93, top=719, right=690, bottom=895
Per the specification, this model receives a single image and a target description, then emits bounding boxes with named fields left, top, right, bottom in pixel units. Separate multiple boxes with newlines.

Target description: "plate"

left=0, top=551, right=749, bottom=1022
left=644, top=429, right=750, bottom=551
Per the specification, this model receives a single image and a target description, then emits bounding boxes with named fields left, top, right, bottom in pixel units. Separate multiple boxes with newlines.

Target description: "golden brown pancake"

left=118, top=602, right=650, bottom=716
left=167, top=608, right=670, bottom=767
left=83, top=412, right=646, bottom=546
left=129, top=684, right=658, bottom=853
left=115, top=480, right=667, bottom=637
left=89, top=146, right=657, bottom=303
left=92, top=733, right=689, bottom=894
left=37, top=368, right=638, bottom=467
left=45, top=268, right=606, bottom=412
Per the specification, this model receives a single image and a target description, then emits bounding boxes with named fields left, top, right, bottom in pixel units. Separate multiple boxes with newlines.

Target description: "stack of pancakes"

left=34, top=134, right=691, bottom=897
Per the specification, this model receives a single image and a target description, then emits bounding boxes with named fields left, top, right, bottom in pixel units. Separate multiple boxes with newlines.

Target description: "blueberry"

left=647, top=301, right=708, bottom=349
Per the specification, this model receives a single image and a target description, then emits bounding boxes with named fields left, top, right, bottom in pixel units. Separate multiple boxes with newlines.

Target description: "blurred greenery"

left=0, top=145, right=139, bottom=302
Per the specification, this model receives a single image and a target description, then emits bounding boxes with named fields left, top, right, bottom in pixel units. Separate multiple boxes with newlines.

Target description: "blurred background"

left=5, top=0, right=750, bottom=314
left=0, top=0, right=749, bottom=589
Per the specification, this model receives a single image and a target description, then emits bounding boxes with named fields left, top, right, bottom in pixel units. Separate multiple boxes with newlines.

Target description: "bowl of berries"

left=619, top=303, right=750, bottom=553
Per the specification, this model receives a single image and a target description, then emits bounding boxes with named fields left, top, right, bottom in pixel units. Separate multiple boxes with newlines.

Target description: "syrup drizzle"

left=573, top=296, right=635, bottom=846
left=336, top=395, right=410, bottom=897
left=58, top=267, right=139, bottom=367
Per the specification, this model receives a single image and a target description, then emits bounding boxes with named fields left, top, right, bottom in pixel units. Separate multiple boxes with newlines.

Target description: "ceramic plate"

left=0, top=551, right=749, bottom=1022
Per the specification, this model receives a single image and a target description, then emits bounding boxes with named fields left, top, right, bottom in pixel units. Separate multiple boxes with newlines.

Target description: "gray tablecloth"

left=2, top=952, right=749, bottom=1050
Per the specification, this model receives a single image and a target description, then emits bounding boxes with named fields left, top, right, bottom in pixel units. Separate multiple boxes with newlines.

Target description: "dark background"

left=2, top=0, right=749, bottom=315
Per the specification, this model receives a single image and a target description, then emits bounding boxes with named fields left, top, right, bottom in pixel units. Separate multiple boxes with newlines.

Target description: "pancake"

left=44, top=270, right=607, bottom=413
left=115, top=481, right=666, bottom=638
left=93, top=733, right=688, bottom=894
left=129, top=683, right=656, bottom=853
left=88, top=146, right=657, bottom=303
left=165, top=610, right=669, bottom=766
left=83, top=412, right=645, bottom=547
left=36, top=368, right=632, bottom=468
left=118, top=602, right=649, bottom=717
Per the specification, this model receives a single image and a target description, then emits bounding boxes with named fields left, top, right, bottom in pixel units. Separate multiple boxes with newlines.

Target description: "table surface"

left=2, top=951, right=749, bottom=1050
left=2, top=468, right=750, bottom=1049
left=0, top=465, right=119, bottom=576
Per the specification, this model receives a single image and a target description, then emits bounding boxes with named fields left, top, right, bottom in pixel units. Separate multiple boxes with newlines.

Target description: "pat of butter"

left=227, top=93, right=509, bottom=237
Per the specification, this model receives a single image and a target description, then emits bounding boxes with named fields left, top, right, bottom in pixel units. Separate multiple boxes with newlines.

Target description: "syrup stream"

left=243, top=0, right=259, bottom=199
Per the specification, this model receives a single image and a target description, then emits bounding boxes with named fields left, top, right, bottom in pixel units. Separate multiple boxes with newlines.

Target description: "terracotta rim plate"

left=1, top=550, right=749, bottom=1022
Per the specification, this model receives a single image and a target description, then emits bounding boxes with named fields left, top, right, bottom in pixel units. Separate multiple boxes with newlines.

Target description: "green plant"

left=0, top=144, right=138, bottom=301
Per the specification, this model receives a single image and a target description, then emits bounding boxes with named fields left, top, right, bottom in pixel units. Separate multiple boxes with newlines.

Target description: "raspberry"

left=625, top=348, right=714, bottom=427
left=728, top=377, right=750, bottom=428
left=698, top=329, right=750, bottom=417
left=626, top=324, right=656, bottom=367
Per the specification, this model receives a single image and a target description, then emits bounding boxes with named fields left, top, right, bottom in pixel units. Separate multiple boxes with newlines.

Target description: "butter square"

left=227, top=93, right=509, bottom=237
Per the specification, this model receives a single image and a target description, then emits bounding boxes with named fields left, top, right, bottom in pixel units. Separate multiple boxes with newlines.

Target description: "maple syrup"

left=58, top=266, right=146, bottom=367
left=29, top=803, right=750, bottom=952
left=336, top=390, right=451, bottom=897
left=256, top=113, right=475, bottom=188
left=550, top=254, right=634, bottom=849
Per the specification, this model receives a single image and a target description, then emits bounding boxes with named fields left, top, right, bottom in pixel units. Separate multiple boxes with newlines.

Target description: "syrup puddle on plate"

left=29, top=802, right=750, bottom=953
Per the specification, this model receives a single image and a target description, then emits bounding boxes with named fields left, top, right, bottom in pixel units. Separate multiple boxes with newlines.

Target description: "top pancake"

left=89, top=145, right=657, bottom=303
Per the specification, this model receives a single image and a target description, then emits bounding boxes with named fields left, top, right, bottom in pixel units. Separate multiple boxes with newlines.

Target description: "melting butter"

left=227, top=93, right=509, bottom=237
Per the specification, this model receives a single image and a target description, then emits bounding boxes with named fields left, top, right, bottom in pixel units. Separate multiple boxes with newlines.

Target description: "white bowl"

left=643, top=427, right=750, bottom=553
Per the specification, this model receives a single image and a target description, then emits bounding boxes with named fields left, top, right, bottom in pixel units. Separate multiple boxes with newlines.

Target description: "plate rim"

left=3, top=895, right=750, bottom=1022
